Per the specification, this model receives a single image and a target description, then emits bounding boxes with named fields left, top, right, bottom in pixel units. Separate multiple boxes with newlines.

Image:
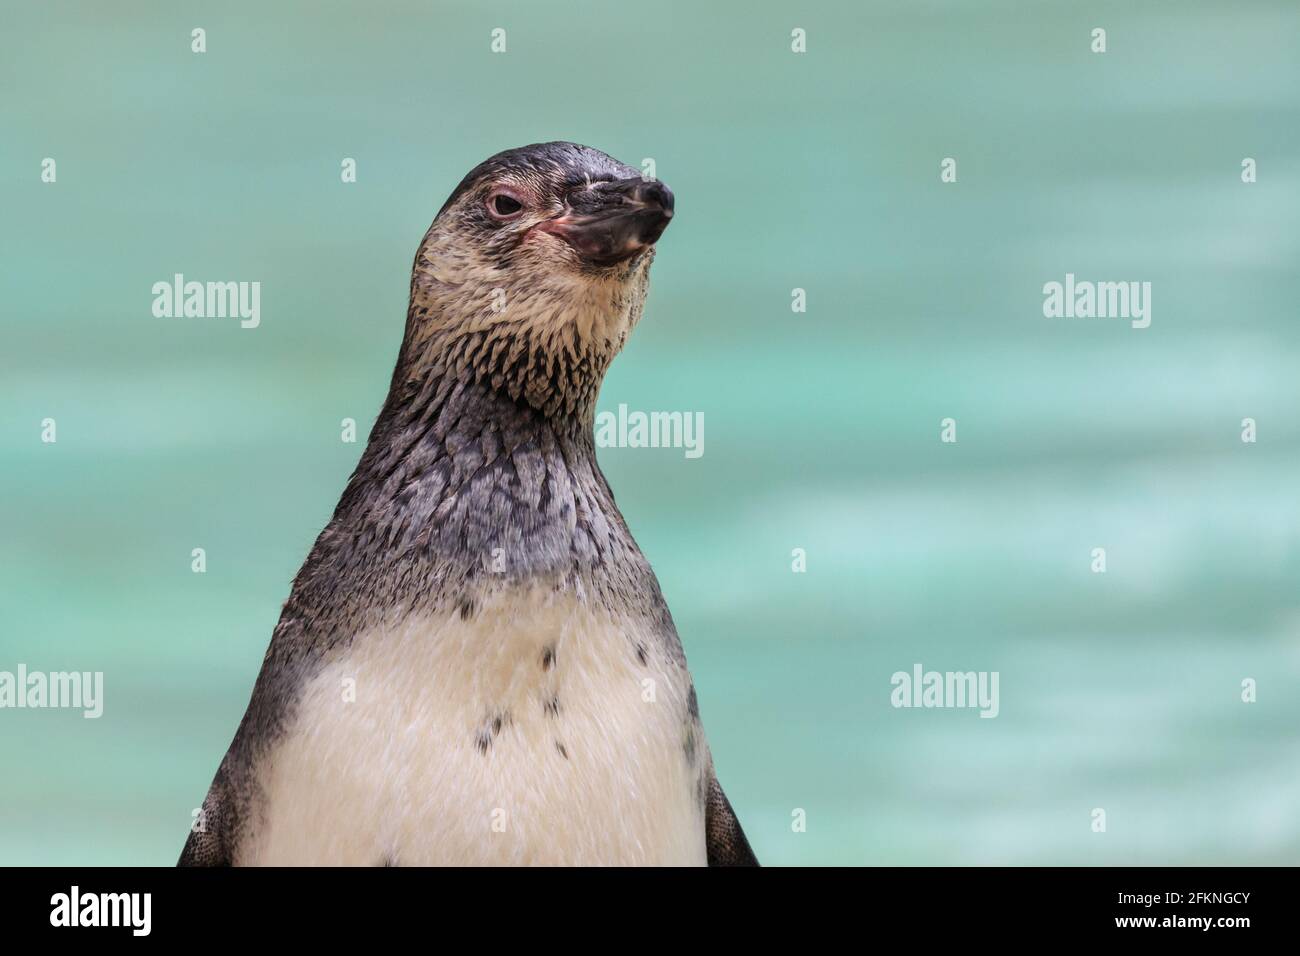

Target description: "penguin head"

left=399, top=142, right=675, bottom=418
left=433, top=141, right=674, bottom=274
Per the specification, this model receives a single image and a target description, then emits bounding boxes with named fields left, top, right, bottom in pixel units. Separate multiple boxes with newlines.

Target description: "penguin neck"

left=337, top=371, right=625, bottom=583
left=398, top=263, right=640, bottom=423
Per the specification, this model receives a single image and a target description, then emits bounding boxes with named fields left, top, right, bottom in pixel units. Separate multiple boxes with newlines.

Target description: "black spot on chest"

left=475, top=710, right=511, bottom=753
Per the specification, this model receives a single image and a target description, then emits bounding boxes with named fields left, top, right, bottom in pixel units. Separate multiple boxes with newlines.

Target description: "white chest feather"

left=241, top=589, right=705, bottom=866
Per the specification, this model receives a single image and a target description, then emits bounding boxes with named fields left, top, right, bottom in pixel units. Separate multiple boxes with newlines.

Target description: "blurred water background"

left=2, top=0, right=1299, bottom=864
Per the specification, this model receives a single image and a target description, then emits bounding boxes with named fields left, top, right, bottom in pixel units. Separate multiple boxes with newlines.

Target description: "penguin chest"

left=243, top=592, right=706, bottom=865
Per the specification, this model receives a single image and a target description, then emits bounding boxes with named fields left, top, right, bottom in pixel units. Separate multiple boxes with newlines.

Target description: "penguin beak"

left=541, top=177, right=674, bottom=267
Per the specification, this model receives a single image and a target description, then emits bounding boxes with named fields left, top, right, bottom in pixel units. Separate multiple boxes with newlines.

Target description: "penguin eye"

left=487, top=192, right=524, bottom=220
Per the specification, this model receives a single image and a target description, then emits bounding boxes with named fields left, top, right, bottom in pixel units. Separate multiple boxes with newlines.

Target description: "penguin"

left=179, top=142, right=758, bottom=866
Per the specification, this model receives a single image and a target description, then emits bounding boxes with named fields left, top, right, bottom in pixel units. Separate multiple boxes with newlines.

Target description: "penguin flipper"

left=705, top=774, right=759, bottom=866
left=177, top=769, right=235, bottom=866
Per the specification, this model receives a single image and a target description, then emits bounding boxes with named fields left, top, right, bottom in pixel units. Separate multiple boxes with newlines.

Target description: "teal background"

left=2, top=1, right=1299, bottom=865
